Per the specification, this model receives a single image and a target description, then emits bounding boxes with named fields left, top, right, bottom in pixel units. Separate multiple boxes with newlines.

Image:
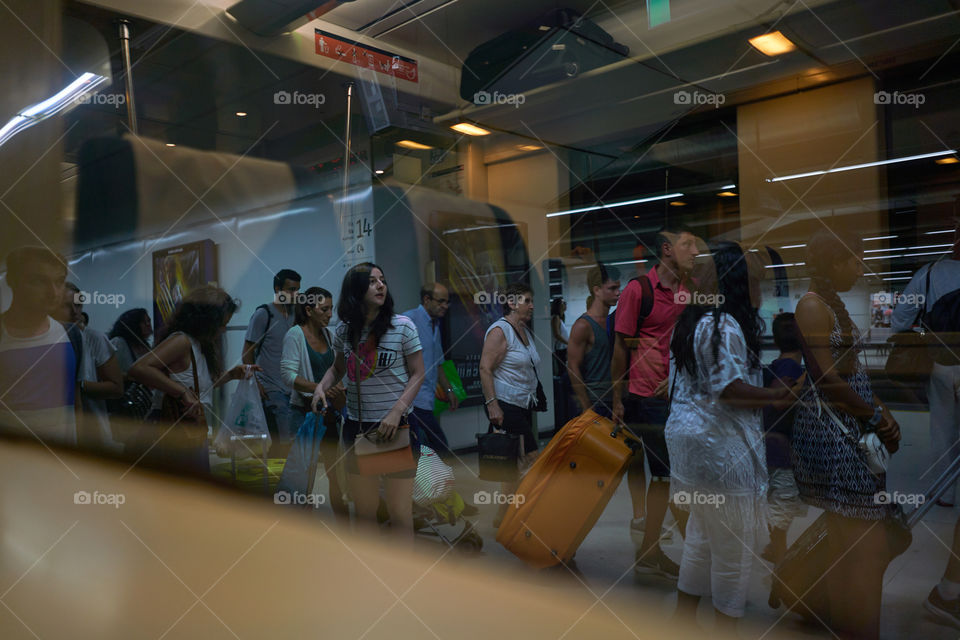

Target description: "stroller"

left=411, top=446, right=483, bottom=554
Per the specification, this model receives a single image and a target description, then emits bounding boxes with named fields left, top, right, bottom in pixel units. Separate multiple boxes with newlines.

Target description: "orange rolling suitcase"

left=496, top=409, right=640, bottom=568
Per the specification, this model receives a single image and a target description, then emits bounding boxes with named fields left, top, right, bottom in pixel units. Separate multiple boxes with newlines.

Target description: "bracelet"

left=484, top=397, right=497, bottom=406
left=446, top=387, right=454, bottom=393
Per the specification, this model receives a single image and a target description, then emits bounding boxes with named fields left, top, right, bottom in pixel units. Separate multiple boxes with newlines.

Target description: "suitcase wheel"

left=569, top=462, right=577, bottom=469
left=524, top=530, right=532, bottom=538
left=597, top=480, right=604, bottom=488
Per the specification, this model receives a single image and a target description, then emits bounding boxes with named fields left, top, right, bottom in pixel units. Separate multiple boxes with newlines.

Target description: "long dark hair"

left=109, top=308, right=151, bottom=355
left=671, top=242, right=764, bottom=377
left=294, top=287, right=333, bottom=326
left=337, top=262, right=394, bottom=349
left=159, top=286, right=238, bottom=378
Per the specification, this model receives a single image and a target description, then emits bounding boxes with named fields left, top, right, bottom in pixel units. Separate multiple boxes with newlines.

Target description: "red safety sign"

left=314, top=29, right=419, bottom=83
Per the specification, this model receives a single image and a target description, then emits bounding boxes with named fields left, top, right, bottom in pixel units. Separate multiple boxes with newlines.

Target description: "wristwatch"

left=865, top=404, right=884, bottom=429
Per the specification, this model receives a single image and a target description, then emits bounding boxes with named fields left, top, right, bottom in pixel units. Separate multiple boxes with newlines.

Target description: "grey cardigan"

left=280, top=324, right=334, bottom=408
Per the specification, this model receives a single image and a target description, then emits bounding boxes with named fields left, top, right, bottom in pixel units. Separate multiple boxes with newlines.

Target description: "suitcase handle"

left=610, top=422, right=643, bottom=453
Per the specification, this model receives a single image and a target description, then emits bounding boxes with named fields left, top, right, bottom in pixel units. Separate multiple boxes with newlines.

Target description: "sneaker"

left=925, top=586, right=960, bottom=629
left=634, top=547, right=680, bottom=579
left=630, top=517, right=646, bottom=533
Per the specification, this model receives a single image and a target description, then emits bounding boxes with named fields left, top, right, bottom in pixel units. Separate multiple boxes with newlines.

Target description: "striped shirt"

left=333, top=315, right=422, bottom=422
left=0, top=317, right=78, bottom=446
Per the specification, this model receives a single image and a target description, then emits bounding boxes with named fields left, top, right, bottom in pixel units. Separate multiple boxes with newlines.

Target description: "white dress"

left=665, top=312, right=767, bottom=617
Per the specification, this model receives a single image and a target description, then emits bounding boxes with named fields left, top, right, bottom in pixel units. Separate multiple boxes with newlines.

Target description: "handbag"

left=885, top=262, right=936, bottom=381
left=159, top=347, right=208, bottom=446
left=476, top=429, right=523, bottom=481
left=352, top=360, right=416, bottom=476
left=813, top=384, right=889, bottom=475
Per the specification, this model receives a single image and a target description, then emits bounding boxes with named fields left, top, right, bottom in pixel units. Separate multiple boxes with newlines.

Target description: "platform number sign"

left=341, top=210, right=375, bottom=269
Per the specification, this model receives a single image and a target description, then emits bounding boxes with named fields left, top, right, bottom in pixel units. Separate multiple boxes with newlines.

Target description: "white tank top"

left=152, top=333, right=214, bottom=427
left=485, top=318, right=540, bottom=409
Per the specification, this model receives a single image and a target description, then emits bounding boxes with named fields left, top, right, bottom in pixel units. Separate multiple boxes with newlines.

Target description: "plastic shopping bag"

left=276, top=411, right=327, bottom=499
left=213, top=376, right=271, bottom=459
left=433, top=360, right=467, bottom=416
left=413, top=445, right=455, bottom=507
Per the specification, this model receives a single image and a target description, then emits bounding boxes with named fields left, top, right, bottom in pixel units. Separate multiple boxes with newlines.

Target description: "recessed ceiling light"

left=165, top=143, right=176, bottom=147
left=517, top=144, right=542, bottom=151
left=375, top=170, right=384, bottom=174
left=451, top=122, right=491, bottom=136
left=748, top=31, right=796, bottom=56
left=396, top=140, right=432, bottom=150
left=718, top=191, right=738, bottom=197
left=721, top=183, right=736, bottom=190
left=669, top=201, right=686, bottom=206
left=235, top=111, right=247, bottom=117
left=936, top=157, right=959, bottom=164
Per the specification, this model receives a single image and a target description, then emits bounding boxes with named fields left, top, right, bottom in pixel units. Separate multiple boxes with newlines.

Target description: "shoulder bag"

left=159, top=346, right=208, bottom=446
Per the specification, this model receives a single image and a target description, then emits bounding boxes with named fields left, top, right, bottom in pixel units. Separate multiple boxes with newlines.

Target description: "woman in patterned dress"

left=793, top=229, right=902, bottom=639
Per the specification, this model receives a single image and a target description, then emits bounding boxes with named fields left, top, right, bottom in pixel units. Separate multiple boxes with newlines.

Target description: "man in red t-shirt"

left=612, top=226, right=699, bottom=578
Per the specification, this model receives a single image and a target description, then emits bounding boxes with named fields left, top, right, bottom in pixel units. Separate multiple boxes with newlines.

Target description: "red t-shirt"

left=614, top=265, right=689, bottom=397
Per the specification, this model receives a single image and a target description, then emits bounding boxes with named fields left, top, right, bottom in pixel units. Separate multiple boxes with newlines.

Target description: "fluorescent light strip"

left=780, top=244, right=806, bottom=249
left=767, top=150, right=957, bottom=183
left=864, top=255, right=903, bottom=260
left=0, top=73, right=108, bottom=147
left=865, top=243, right=952, bottom=253
left=904, top=250, right=951, bottom=257
left=546, top=193, right=684, bottom=218
left=864, top=235, right=897, bottom=241
left=883, top=276, right=913, bottom=281
left=926, top=229, right=954, bottom=235
left=609, top=259, right=649, bottom=266
left=871, top=270, right=912, bottom=276
left=765, top=262, right=806, bottom=268
left=721, top=184, right=736, bottom=190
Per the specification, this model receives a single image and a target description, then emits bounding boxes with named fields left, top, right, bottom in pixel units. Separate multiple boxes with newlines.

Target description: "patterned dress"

left=792, top=297, right=890, bottom=520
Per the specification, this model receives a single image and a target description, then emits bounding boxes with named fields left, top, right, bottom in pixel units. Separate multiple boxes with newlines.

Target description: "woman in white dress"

left=666, top=242, right=802, bottom=630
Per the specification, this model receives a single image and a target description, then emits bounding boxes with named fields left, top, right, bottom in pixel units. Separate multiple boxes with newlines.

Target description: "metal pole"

left=341, top=82, right=355, bottom=205
left=117, top=19, right=138, bottom=134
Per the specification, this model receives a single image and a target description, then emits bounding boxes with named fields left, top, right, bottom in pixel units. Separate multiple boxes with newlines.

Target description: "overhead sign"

left=647, top=0, right=671, bottom=28
left=315, top=29, right=419, bottom=83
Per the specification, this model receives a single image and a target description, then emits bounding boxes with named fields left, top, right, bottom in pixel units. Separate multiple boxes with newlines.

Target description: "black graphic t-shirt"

left=333, top=315, right=421, bottom=422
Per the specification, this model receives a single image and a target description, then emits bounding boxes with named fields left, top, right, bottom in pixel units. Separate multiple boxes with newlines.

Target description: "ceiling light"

left=718, top=191, right=738, bottom=197
left=926, top=229, right=954, bottom=235
left=517, top=144, right=542, bottom=151
left=864, top=235, right=897, bottom=241
left=936, top=157, right=959, bottom=165
left=375, top=169, right=384, bottom=174
left=450, top=122, right=490, bottom=136
left=165, top=143, right=176, bottom=147
left=767, top=150, right=957, bottom=182
left=235, top=111, right=247, bottom=117
left=669, top=201, right=686, bottom=207
left=883, top=276, right=912, bottom=281
left=546, top=192, right=684, bottom=218
left=721, top=183, right=736, bottom=190
left=748, top=31, right=797, bottom=56
left=396, top=139, right=433, bottom=150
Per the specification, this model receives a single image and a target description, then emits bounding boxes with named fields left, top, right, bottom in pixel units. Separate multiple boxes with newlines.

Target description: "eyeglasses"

left=428, top=296, right=450, bottom=304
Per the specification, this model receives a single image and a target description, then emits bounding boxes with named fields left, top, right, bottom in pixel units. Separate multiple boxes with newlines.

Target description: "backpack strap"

left=63, top=322, right=84, bottom=380
left=253, top=303, right=274, bottom=358
left=622, top=275, right=654, bottom=349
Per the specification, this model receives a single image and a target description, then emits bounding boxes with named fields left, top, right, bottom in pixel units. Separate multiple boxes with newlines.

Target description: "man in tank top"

left=567, top=264, right=621, bottom=418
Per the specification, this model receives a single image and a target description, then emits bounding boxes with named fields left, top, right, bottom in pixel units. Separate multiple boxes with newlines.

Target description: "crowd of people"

left=0, top=212, right=958, bottom=638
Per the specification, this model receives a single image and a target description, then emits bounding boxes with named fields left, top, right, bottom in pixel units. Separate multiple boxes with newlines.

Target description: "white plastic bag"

left=413, top=446, right=455, bottom=507
left=213, top=376, right=271, bottom=459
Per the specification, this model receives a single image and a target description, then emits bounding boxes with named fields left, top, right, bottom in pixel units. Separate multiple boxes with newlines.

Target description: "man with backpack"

left=612, top=226, right=699, bottom=578
left=0, top=246, right=80, bottom=446
left=243, top=269, right=301, bottom=453
left=892, top=213, right=960, bottom=627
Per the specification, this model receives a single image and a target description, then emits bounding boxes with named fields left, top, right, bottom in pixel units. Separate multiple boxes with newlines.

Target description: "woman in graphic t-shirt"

left=312, top=263, right=425, bottom=542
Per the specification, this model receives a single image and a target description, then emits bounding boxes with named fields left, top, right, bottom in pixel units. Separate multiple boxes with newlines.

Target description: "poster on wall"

left=152, top=240, right=217, bottom=338
left=434, top=214, right=530, bottom=407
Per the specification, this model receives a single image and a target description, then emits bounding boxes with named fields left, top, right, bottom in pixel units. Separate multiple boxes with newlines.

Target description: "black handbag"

left=476, top=430, right=521, bottom=481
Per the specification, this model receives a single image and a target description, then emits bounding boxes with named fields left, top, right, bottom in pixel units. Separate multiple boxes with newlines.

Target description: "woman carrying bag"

left=479, top=281, right=543, bottom=527
left=311, top=263, right=425, bottom=544
left=792, top=229, right=901, bottom=639
left=279, top=286, right=348, bottom=522
left=129, top=286, right=257, bottom=474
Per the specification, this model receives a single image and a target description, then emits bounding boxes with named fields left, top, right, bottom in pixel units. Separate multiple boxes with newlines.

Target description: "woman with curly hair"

left=792, top=229, right=901, bottom=639
left=668, top=242, right=801, bottom=630
left=108, top=308, right=153, bottom=377
left=129, top=286, right=257, bottom=473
